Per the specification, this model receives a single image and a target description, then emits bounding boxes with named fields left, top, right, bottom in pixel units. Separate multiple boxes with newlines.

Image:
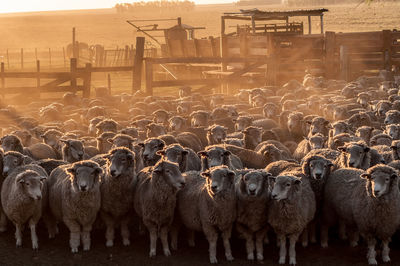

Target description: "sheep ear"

left=223, top=151, right=231, bottom=156
left=360, top=173, right=371, bottom=179
left=262, top=171, right=272, bottom=179
left=182, top=150, right=189, bottom=156
left=391, top=174, right=398, bottom=180
left=158, top=142, right=165, bottom=149
left=364, top=147, right=370, bottom=152
left=156, top=150, right=166, bottom=157
left=40, top=176, right=47, bottom=182
left=66, top=167, right=75, bottom=175
left=138, top=143, right=144, bottom=148
left=200, top=170, right=211, bottom=179
left=227, top=170, right=235, bottom=180
left=294, top=179, right=302, bottom=185
left=16, top=173, right=25, bottom=183
left=95, top=167, right=103, bottom=176
left=198, top=151, right=207, bottom=157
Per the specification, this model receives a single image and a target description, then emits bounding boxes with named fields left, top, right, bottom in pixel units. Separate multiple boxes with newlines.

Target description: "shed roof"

left=224, top=8, right=328, bottom=20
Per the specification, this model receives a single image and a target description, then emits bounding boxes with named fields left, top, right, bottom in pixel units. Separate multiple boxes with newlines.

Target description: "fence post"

left=83, top=63, right=91, bottom=98
left=382, top=30, right=392, bottom=70
left=72, top=27, right=77, bottom=58
left=125, top=45, right=129, bottom=66
left=70, top=58, right=77, bottom=92
left=21, top=48, right=24, bottom=69
left=1, top=63, right=4, bottom=98
left=49, top=48, right=52, bottom=68
left=340, top=45, right=350, bottom=81
left=36, top=60, right=41, bottom=98
left=325, top=31, right=336, bottom=79
left=108, top=73, right=111, bottom=95
left=6, top=49, right=9, bottom=69
left=145, top=60, right=153, bottom=96
left=63, top=47, right=66, bottom=68
left=132, top=36, right=145, bottom=93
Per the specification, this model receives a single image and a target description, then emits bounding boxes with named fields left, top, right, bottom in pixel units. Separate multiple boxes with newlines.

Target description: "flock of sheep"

left=0, top=70, right=400, bottom=265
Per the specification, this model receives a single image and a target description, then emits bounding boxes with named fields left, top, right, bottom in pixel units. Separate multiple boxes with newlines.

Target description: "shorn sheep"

left=1, top=166, right=47, bottom=249
left=46, top=160, right=103, bottom=253
left=268, top=173, right=316, bottom=265
left=177, top=166, right=237, bottom=263
left=134, top=159, right=185, bottom=257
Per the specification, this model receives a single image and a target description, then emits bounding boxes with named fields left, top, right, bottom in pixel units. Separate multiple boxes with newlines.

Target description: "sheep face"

left=331, top=122, right=349, bottom=137
left=263, top=103, right=278, bottom=118
left=308, top=134, right=326, bottom=150
left=157, top=145, right=188, bottom=165
left=154, top=160, right=185, bottom=190
left=270, top=175, right=301, bottom=201
left=107, top=148, right=135, bottom=178
left=260, top=144, right=282, bottom=165
left=339, top=144, right=370, bottom=168
left=110, top=135, right=135, bottom=150
left=385, top=124, right=400, bottom=140
left=152, top=110, right=169, bottom=124
left=96, top=120, right=118, bottom=136
left=240, top=170, right=271, bottom=197
left=252, top=95, right=266, bottom=108
left=333, top=106, right=346, bottom=121
left=235, top=117, right=252, bottom=132
left=384, top=111, right=400, bottom=125
left=391, top=141, right=400, bottom=160
left=207, top=125, right=227, bottom=144
left=169, top=116, right=186, bottom=131
left=287, top=113, right=304, bottom=134
left=306, top=158, right=333, bottom=180
left=146, top=123, right=167, bottom=138
left=357, top=93, right=369, bottom=108
left=62, top=140, right=85, bottom=162
left=12, top=130, right=32, bottom=147
left=3, top=152, right=25, bottom=176
left=88, top=117, right=104, bottom=136
left=309, top=118, right=330, bottom=136
left=97, top=132, right=116, bottom=153
left=140, top=138, right=165, bottom=166
left=356, top=127, right=373, bottom=143
left=222, top=105, right=239, bottom=120
left=377, top=101, right=391, bottom=117
left=243, top=127, right=262, bottom=149
left=202, top=166, right=235, bottom=196
left=0, top=135, right=22, bottom=152
left=361, top=169, right=397, bottom=198
left=16, top=171, right=45, bottom=200
left=120, top=128, right=139, bottom=139
left=41, top=130, right=63, bottom=148
left=199, top=147, right=230, bottom=168
left=67, top=163, right=102, bottom=192
left=190, top=112, right=209, bottom=127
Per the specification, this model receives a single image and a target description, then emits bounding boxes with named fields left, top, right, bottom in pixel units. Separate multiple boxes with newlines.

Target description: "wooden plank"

left=183, top=40, right=197, bottom=57
left=2, top=72, right=73, bottom=79
left=195, top=39, right=213, bottom=57
left=1, top=63, right=4, bottom=97
left=145, top=60, right=153, bottom=96
left=325, top=31, right=336, bottom=78
left=132, top=37, right=145, bottom=93
left=5, top=85, right=84, bottom=94
left=152, top=78, right=219, bottom=87
left=146, top=56, right=270, bottom=64
left=340, top=45, right=350, bottom=81
left=70, top=58, right=77, bottom=91
left=82, top=63, right=91, bottom=98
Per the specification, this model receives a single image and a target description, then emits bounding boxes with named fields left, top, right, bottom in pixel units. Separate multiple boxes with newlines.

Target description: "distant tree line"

left=115, top=1, right=195, bottom=13
left=282, top=0, right=398, bottom=5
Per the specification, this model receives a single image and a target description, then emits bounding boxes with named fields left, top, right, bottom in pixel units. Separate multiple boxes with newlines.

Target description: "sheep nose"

left=349, top=162, right=355, bottom=167
left=272, top=194, right=278, bottom=200
left=179, top=181, right=185, bottom=189
left=110, top=170, right=116, bottom=176
left=211, top=185, right=218, bottom=192
left=143, top=154, right=149, bottom=160
left=315, top=173, right=322, bottom=180
left=374, top=189, right=381, bottom=195
left=36, top=195, right=42, bottom=200
left=80, top=185, right=88, bottom=191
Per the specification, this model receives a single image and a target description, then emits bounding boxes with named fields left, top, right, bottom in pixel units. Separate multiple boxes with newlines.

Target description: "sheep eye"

left=286, top=183, right=291, bottom=187
left=386, top=178, right=390, bottom=182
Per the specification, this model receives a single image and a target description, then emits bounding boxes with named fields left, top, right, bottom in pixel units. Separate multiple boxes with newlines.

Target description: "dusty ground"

left=1, top=222, right=400, bottom=265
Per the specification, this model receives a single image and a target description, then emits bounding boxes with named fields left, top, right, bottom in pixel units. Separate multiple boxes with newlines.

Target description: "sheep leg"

left=102, top=213, right=115, bottom=247
left=42, top=212, right=57, bottom=239
left=301, top=227, right=308, bottom=247
left=120, top=217, right=130, bottom=246
left=289, top=234, right=299, bottom=265
left=15, top=223, right=23, bottom=247
left=382, top=239, right=391, bottom=263
left=348, top=227, right=359, bottom=247
left=64, top=218, right=81, bottom=253
left=160, top=226, right=171, bottom=257
left=222, top=226, right=234, bottom=261
left=204, top=225, right=218, bottom=264
left=309, top=220, right=317, bottom=244
left=236, top=223, right=254, bottom=260
left=255, top=229, right=268, bottom=261
left=338, top=219, right=347, bottom=240
left=81, top=224, right=92, bottom=251
left=278, top=234, right=286, bottom=264
left=169, top=223, right=179, bottom=251
left=0, top=211, right=7, bottom=232
left=29, top=218, right=39, bottom=250
left=187, top=229, right=196, bottom=247
left=366, top=237, right=377, bottom=265
left=147, top=225, right=158, bottom=258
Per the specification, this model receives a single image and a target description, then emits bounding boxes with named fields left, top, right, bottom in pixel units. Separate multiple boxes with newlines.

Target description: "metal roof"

left=224, top=8, right=328, bottom=18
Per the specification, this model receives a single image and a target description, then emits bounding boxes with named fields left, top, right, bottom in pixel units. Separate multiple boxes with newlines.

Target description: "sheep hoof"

left=382, top=256, right=390, bottom=263
left=106, top=240, right=114, bottom=247
left=256, top=253, right=264, bottom=261
left=289, top=257, right=297, bottom=265
left=32, top=242, right=39, bottom=250
left=279, top=256, right=286, bottom=264
left=302, top=241, right=308, bottom=248
left=368, top=258, right=377, bottom=265
left=226, top=254, right=234, bottom=261
left=163, top=249, right=171, bottom=257
left=171, top=242, right=178, bottom=251
left=209, top=257, right=218, bottom=264
left=310, top=237, right=317, bottom=244
left=122, top=239, right=130, bottom=246
left=247, top=253, right=254, bottom=260
left=321, top=242, right=328, bottom=248
left=48, top=234, right=55, bottom=239
left=71, top=247, right=78, bottom=253
left=16, top=239, right=22, bottom=247
left=149, top=249, right=156, bottom=258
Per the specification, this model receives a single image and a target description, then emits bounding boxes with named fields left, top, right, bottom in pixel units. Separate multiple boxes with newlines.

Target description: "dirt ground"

left=1, top=222, right=400, bottom=266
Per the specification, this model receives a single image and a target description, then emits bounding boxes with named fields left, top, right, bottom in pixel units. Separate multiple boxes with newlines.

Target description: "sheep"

left=268, top=174, right=316, bottom=265
left=263, top=102, right=279, bottom=119
left=1, top=134, right=24, bottom=153
left=356, top=126, right=374, bottom=145
left=255, top=140, right=292, bottom=157
left=1, top=167, right=47, bottom=249
left=139, top=138, right=165, bottom=167
left=324, top=165, right=400, bottom=264
left=158, top=144, right=201, bottom=172
left=236, top=169, right=271, bottom=261
left=134, top=159, right=185, bottom=257
left=177, top=166, right=236, bottom=263
left=337, top=141, right=385, bottom=170
left=190, top=111, right=210, bottom=127
left=376, top=100, right=392, bottom=116
left=120, top=127, right=139, bottom=139
left=384, top=110, right=400, bottom=125
left=2, top=151, right=34, bottom=176
left=206, top=125, right=227, bottom=145
left=330, top=120, right=352, bottom=137
left=307, top=116, right=330, bottom=137
left=88, top=116, right=105, bottom=136
left=35, top=159, right=68, bottom=176
left=198, top=145, right=243, bottom=171
left=109, top=133, right=136, bottom=150
left=384, top=124, right=400, bottom=140
left=101, top=147, right=136, bottom=247
left=146, top=123, right=167, bottom=138
left=369, top=133, right=392, bottom=146
left=391, top=140, right=400, bottom=160
left=152, top=109, right=170, bottom=125
left=265, top=160, right=300, bottom=177
left=328, top=133, right=353, bottom=150
left=175, top=132, right=203, bottom=153
left=287, top=112, right=305, bottom=142
left=243, top=126, right=263, bottom=150
left=252, top=118, right=278, bottom=130
left=46, top=160, right=103, bottom=253
left=97, top=132, right=116, bottom=154
left=95, top=119, right=118, bottom=135
left=223, top=138, right=244, bottom=147
left=293, top=134, right=326, bottom=162
left=168, top=116, right=187, bottom=132
left=347, top=111, right=372, bottom=129
left=61, top=139, right=85, bottom=163
left=234, top=116, right=252, bottom=132
left=257, top=144, right=294, bottom=164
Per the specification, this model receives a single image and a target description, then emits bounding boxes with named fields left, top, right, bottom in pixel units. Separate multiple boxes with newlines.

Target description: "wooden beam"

left=83, top=63, right=91, bottom=98
left=340, top=45, right=350, bottom=81
left=133, top=36, right=145, bottom=93
left=308, top=16, right=312, bottom=34
left=145, top=60, right=153, bottom=96
left=70, top=58, right=77, bottom=92
left=325, top=31, right=336, bottom=79
left=320, top=15, right=324, bottom=34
